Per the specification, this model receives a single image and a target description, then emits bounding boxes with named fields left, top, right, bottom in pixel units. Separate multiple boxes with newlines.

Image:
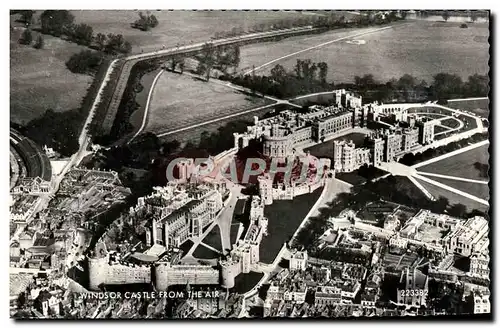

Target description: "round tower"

left=154, top=263, right=170, bottom=291
left=220, top=262, right=236, bottom=289
left=87, top=254, right=108, bottom=291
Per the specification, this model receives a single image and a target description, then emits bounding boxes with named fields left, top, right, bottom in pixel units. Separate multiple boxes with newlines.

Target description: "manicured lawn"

left=447, top=98, right=489, bottom=118
left=145, top=72, right=269, bottom=134
left=417, top=144, right=490, bottom=180
left=230, top=271, right=264, bottom=294
left=10, top=27, right=92, bottom=125
left=416, top=178, right=489, bottom=212
left=260, top=187, right=323, bottom=264
left=419, top=175, right=489, bottom=200
left=240, top=20, right=489, bottom=83
left=202, top=225, right=223, bottom=252
left=71, top=10, right=308, bottom=53
left=192, top=244, right=221, bottom=259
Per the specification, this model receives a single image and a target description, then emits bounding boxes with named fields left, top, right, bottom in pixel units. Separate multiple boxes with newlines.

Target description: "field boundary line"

left=413, top=174, right=489, bottom=206
left=128, top=69, right=165, bottom=144
left=243, top=25, right=396, bottom=75
left=411, top=140, right=490, bottom=169
left=448, top=97, right=489, bottom=102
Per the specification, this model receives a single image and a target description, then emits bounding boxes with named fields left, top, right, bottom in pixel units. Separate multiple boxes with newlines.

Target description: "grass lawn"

left=447, top=98, right=489, bottom=118
left=230, top=271, right=264, bottom=294
left=440, top=118, right=461, bottom=128
left=240, top=20, right=489, bottom=83
left=419, top=176, right=489, bottom=200
left=417, top=144, right=490, bottom=180
left=145, top=72, right=270, bottom=134
left=71, top=10, right=309, bottom=53
left=202, top=225, right=223, bottom=252
left=416, top=178, right=489, bottom=212
left=305, top=132, right=367, bottom=159
left=192, top=244, right=221, bottom=260
left=10, top=27, right=92, bottom=125
left=260, top=187, right=323, bottom=264
left=434, top=125, right=450, bottom=134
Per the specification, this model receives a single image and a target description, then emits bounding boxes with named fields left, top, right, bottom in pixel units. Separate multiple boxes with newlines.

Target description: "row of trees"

left=211, top=10, right=406, bottom=41
left=39, top=10, right=132, bottom=54
left=18, top=29, right=44, bottom=49
left=196, top=43, right=241, bottom=80
left=399, top=132, right=489, bottom=167
left=222, top=59, right=332, bottom=98
left=339, top=72, right=489, bottom=104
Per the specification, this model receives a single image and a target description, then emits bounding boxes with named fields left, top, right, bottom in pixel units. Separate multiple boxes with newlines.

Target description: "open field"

left=447, top=98, right=489, bottom=118
left=10, top=27, right=92, bottom=125
left=71, top=10, right=312, bottom=53
left=261, top=188, right=323, bottom=264
left=305, top=132, right=367, bottom=159
left=144, top=72, right=270, bottom=134
left=417, top=144, right=490, bottom=180
left=420, top=176, right=489, bottom=200
left=239, top=20, right=489, bottom=83
left=416, top=179, right=489, bottom=213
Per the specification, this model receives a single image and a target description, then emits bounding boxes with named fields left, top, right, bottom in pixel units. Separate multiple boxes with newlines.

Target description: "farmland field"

left=71, top=10, right=313, bottom=53
left=447, top=98, right=489, bottom=118
left=416, top=178, right=489, bottom=212
left=144, top=72, right=270, bottom=134
left=10, top=26, right=92, bottom=125
left=239, top=20, right=489, bottom=83
left=417, top=144, right=490, bottom=180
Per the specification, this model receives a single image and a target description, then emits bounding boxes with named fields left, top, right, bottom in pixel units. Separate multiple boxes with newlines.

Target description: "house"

left=34, top=290, right=61, bottom=317
left=396, top=268, right=429, bottom=308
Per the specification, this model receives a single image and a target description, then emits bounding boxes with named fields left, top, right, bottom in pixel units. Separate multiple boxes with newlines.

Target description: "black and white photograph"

left=8, top=8, right=491, bottom=320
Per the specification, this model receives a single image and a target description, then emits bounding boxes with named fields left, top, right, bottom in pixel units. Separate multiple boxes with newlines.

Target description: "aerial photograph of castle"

left=9, top=8, right=491, bottom=320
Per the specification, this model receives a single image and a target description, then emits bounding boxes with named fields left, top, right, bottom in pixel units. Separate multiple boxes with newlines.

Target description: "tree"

left=470, top=11, right=478, bottom=22
left=133, top=11, right=159, bottom=31
left=431, top=73, right=463, bottom=101
left=463, top=74, right=489, bottom=97
left=40, top=10, right=75, bottom=36
left=442, top=11, right=450, bottom=22
left=19, top=10, right=35, bottom=26
left=318, top=62, right=328, bottom=84
left=232, top=45, right=240, bottom=73
left=66, top=50, right=103, bottom=75
left=447, top=203, right=467, bottom=218
left=149, top=14, right=159, bottom=28
left=179, top=58, right=185, bottom=74
left=19, top=28, right=33, bottom=45
left=73, top=23, right=93, bottom=46
left=270, top=64, right=287, bottom=83
left=34, top=34, right=44, bottom=49
left=200, top=42, right=215, bottom=81
left=105, top=34, right=131, bottom=54
left=95, top=33, right=107, bottom=51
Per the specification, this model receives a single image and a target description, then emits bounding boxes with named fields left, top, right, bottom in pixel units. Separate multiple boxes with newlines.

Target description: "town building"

left=469, top=252, right=490, bottom=279
left=134, top=183, right=223, bottom=249
left=442, top=216, right=489, bottom=256
left=221, top=196, right=268, bottom=289
left=289, top=249, right=308, bottom=271
left=396, top=267, right=429, bottom=308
